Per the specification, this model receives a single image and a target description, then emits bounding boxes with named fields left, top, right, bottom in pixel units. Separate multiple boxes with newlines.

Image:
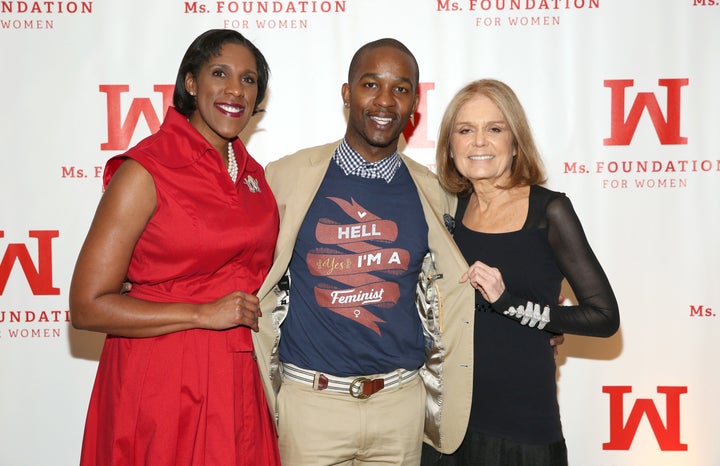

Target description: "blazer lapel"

left=258, top=143, right=336, bottom=299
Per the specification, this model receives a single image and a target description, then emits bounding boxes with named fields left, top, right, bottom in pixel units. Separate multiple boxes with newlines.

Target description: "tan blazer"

left=253, top=141, right=475, bottom=454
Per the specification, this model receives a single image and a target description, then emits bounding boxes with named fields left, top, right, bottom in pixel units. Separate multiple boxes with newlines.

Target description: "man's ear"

left=341, top=83, right=350, bottom=108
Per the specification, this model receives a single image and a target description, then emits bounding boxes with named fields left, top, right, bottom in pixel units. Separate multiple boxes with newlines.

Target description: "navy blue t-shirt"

left=279, top=161, right=429, bottom=376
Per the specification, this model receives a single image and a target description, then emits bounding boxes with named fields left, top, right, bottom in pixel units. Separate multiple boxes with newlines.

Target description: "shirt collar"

left=333, top=139, right=402, bottom=183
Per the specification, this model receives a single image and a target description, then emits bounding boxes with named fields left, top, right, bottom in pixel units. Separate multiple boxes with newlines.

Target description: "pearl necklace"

left=227, top=141, right=238, bottom=183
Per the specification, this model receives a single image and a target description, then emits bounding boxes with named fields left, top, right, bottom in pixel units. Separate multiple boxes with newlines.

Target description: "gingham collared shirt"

left=333, top=139, right=402, bottom=183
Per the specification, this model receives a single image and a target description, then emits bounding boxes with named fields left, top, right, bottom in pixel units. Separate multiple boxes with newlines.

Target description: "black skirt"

left=421, top=431, right=568, bottom=466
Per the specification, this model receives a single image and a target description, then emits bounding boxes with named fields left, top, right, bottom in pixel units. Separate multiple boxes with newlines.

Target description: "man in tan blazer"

left=253, top=38, right=475, bottom=465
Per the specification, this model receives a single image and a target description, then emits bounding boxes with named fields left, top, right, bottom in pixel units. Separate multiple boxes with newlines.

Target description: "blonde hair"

left=436, top=79, right=546, bottom=195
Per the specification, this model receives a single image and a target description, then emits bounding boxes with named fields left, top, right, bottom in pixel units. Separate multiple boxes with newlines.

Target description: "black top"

left=453, top=184, right=619, bottom=444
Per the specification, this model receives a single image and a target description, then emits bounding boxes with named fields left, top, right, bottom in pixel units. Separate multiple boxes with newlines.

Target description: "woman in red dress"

left=70, top=29, right=280, bottom=466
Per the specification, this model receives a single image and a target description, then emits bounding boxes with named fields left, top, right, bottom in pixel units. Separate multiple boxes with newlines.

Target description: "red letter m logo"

left=0, top=230, right=60, bottom=295
left=603, top=79, right=688, bottom=146
left=403, top=82, right=436, bottom=149
left=100, top=84, right=175, bottom=151
left=603, top=385, right=687, bottom=451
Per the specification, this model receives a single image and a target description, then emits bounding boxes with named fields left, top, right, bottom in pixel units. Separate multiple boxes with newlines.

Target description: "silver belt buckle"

left=349, top=377, right=372, bottom=399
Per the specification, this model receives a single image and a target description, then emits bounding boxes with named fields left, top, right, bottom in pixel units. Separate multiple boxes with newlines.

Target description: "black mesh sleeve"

left=491, top=194, right=619, bottom=337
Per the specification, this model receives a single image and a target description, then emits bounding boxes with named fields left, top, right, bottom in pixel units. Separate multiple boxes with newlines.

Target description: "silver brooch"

left=243, top=175, right=261, bottom=193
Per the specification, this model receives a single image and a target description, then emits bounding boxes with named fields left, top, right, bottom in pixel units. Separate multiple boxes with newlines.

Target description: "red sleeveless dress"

left=79, top=108, right=280, bottom=466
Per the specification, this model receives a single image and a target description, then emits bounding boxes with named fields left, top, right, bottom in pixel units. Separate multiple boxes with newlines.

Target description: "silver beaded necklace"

left=227, top=141, right=238, bottom=183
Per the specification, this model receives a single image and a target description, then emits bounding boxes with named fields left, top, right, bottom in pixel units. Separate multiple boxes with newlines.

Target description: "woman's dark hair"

left=173, top=29, right=270, bottom=117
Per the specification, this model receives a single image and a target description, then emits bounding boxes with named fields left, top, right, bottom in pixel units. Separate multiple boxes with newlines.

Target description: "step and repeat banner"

left=1, top=1, right=718, bottom=465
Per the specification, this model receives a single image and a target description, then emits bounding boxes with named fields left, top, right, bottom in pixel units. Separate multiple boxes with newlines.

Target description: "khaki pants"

left=277, top=372, right=425, bottom=465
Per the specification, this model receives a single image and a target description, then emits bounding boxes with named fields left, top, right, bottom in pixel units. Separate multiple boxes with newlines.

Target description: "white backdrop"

left=1, top=1, right=719, bottom=465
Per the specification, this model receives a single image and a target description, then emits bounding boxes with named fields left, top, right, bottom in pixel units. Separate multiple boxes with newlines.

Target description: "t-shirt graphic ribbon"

left=308, top=197, right=408, bottom=335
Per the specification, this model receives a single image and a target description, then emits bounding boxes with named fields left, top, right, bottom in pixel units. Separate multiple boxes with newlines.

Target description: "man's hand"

left=550, top=333, right=565, bottom=359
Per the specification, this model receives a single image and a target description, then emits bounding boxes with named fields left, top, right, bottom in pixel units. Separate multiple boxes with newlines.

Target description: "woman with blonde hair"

left=423, top=79, right=619, bottom=466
